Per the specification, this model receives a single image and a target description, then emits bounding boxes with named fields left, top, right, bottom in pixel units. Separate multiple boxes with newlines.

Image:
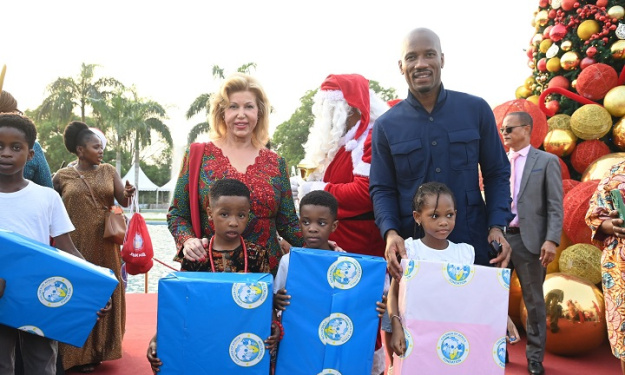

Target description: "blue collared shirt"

left=370, top=85, right=512, bottom=265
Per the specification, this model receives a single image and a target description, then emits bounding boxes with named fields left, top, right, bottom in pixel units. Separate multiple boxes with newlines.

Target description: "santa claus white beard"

left=301, top=97, right=350, bottom=181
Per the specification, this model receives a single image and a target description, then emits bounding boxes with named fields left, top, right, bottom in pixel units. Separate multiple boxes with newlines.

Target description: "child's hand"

left=146, top=334, right=162, bottom=372
left=265, top=321, right=283, bottom=354
left=391, top=329, right=406, bottom=356
left=96, top=298, right=113, bottom=320
left=376, top=295, right=387, bottom=319
left=0, top=278, right=5, bottom=298
left=274, top=288, right=291, bottom=311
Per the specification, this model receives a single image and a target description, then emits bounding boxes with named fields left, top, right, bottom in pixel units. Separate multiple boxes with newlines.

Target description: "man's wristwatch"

left=489, top=225, right=506, bottom=235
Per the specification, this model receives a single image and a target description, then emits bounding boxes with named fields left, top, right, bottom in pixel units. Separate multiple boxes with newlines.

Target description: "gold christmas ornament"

left=536, top=10, right=549, bottom=27
left=544, top=129, right=578, bottom=157
left=508, top=270, right=523, bottom=328
left=613, top=118, right=625, bottom=150
left=611, top=40, right=625, bottom=59
left=558, top=244, right=602, bottom=284
left=547, top=114, right=572, bottom=131
left=515, top=85, right=532, bottom=99
left=560, top=51, right=580, bottom=70
left=608, top=5, right=625, bottom=20
left=533, top=33, right=544, bottom=45
left=604, top=85, right=625, bottom=117
left=582, top=152, right=625, bottom=181
left=526, top=95, right=540, bottom=105
left=571, top=79, right=577, bottom=89
left=524, top=76, right=535, bottom=90
left=547, top=57, right=562, bottom=72
left=528, top=60, right=536, bottom=69
left=577, top=20, right=600, bottom=41
left=520, top=273, right=606, bottom=356
left=570, top=104, right=613, bottom=140
left=561, top=40, right=573, bottom=51
left=540, top=39, right=553, bottom=53
left=536, top=74, right=548, bottom=84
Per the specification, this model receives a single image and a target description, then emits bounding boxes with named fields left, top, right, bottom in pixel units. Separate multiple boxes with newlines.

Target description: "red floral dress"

left=168, top=142, right=303, bottom=274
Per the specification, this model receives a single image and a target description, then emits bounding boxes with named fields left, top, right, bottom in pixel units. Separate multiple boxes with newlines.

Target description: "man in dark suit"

left=502, top=111, right=563, bottom=375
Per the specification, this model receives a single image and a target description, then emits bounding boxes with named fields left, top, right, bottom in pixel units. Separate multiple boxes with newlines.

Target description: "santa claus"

left=294, top=73, right=389, bottom=258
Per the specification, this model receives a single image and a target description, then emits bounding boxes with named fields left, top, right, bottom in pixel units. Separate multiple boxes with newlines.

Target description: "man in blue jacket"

left=370, top=27, right=513, bottom=279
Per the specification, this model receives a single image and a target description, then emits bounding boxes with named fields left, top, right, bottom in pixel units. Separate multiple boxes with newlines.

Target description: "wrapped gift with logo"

left=157, top=272, right=273, bottom=374
left=0, top=229, right=119, bottom=347
left=393, top=259, right=510, bottom=375
left=275, top=248, right=387, bottom=375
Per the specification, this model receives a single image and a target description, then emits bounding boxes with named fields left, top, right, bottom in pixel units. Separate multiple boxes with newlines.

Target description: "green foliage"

left=271, top=80, right=398, bottom=170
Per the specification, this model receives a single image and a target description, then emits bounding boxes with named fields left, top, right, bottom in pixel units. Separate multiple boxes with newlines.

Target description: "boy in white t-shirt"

left=0, top=113, right=87, bottom=375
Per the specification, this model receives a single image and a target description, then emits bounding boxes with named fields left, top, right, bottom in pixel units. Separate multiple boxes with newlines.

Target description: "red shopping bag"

left=122, top=198, right=154, bottom=275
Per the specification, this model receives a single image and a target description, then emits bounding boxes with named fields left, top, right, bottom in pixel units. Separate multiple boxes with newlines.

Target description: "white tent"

left=158, top=178, right=177, bottom=192
left=122, top=164, right=160, bottom=191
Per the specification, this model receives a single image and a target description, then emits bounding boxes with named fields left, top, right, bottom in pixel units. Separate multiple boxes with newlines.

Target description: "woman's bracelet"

left=391, top=314, right=403, bottom=327
left=272, top=320, right=284, bottom=340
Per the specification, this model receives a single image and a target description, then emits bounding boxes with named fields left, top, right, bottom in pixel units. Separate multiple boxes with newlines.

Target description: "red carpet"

left=68, top=293, right=621, bottom=374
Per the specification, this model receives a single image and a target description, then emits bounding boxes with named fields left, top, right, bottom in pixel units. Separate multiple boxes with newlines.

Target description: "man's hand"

left=146, top=334, right=162, bottom=373
left=540, top=241, right=557, bottom=268
left=182, top=237, right=209, bottom=262
left=385, top=230, right=406, bottom=280
left=488, top=228, right=510, bottom=268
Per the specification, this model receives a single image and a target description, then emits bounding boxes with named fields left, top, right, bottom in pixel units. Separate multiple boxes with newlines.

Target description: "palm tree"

left=38, top=63, right=122, bottom=124
left=186, top=63, right=257, bottom=144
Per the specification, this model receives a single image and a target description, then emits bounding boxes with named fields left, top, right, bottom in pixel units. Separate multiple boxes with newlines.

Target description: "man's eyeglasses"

left=500, top=124, right=528, bottom=134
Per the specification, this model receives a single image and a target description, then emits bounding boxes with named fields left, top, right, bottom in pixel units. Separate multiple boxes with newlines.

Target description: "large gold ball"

left=611, top=40, right=625, bottom=59
left=561, top=40, right=573, bottom=51
left=536, top=10, right=550, bottom=27
left=547, top=114, right=572, bottom=131
left=520, top=273, right=605, bottom=356
left=608, top=5, right=625, bottom=20
left=509, top=270, right=523, bottom=328
left=527, top=95, right=540, bottom=105
left=540, top=39, right=553, bottom=53
left=570, top=104, right=613, bottom=140
left=516, top=85, right=532, bottom=99
left=613, top=118, right=625, bottom=150
left=544, top=129, right=578, bottom=157
left=560, top=51, right=580, bottom=71
left=524, top=76, right=535, bottom=90
left=558, top=244, right=602, bottom=284
left=604, top=86, right=625, bottom=117
left=577, top=20, right=600, bottom=41
left=582, top=152, right=625, bottom=181
left=547, top=57, right=562, bottom=72
left=547, top=232, right=572, bottom=274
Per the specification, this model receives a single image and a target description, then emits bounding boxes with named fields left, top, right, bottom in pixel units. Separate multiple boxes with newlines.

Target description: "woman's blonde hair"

left=209, top=73, right=270, bottom=149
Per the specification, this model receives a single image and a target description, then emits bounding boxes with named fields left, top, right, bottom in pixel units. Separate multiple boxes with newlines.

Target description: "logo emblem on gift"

left=437, top=331, right=470, bottom=365
left=403, top=259, right=419, bottom=280
left=317, top=370, right=342, bottom=375
left=18, top=325, right=44, bottom=336
left=399, top=327, right=414, bottom=358
left=492, top=337, right=506, bottom=368
left=229, top=333, right=265, bottom=367
left=443, top=263, right=475, bottom=286
left=318, top=313, right=354, bottom=345
left=327, top=257, right=362, bottom=289
left=498, top=268, right=511, bottom=290
left=37, top=276, right=73, bottom=307
left=133, top=233, right=144, bottom=250
left=232, top=282, right=269, bottom=309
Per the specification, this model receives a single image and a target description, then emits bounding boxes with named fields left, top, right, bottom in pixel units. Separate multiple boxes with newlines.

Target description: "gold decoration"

left=577, top=20, right=600, bottom=41
left=515, top=85, right=532, bottom=99
left=508, top=270, right=523, bottom=328
left=0, top=65, right=5, bottom=93
left=582, top=152, right=625, bottom=181
left=570, top=104, right=613, bottom=140
left=611, top=40, right=625, bottom=59
left=560, top=51, right=580, bottom=70
left=526, top=95, right=540, bottom=105
left=535, top=10, right=549, bottom=27
left=571, top=79, right=577, bottom=89
left=547, top=57, right=561, bottom=72
left=540, top=39, right=553, bottom=53
left=547, top=232, right=571, bottom=274
left=297, top=161, right=318, bottom=180
left=604, top=85, right=625, bottom=117
left=528, top=60, right=536, bottom=69
left=608, top=5, right=625, bottom=20
left=536, top=74, right=548, bottom=84
left=532, top=33, right=544, bottom=45
left=613, top=118, right=625, bottom=150
left=544, top=129, right=577, bottom=157
left=521, top=273, right=605, bottom=356
left=547, top=114, right=572, bottom=132
left=558, top=244, right=602, bottom=284
left=561, top=40, right=573, bottom=51
left=524, top=76, right=535, bottom=90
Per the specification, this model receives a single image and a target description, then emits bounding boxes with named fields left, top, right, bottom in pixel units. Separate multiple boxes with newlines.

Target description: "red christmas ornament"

left=586, top=46, right=597, bottom=57
left=580, top=57, right=597, bottom=69
left=493, top=100, right=548, bottom=150
left=545, top=100, right=560, bottom=114
left=563, top=180, right=599, bottom=245
left=544, top=26, right=554, bottom=39
left=562, top=178, right=580, bottom=195
left=548, top=75, right=570, bottom=89
left=576, top=63, right=619, bottom=100
left=596, top=0, right=608, bottom=7
left=561, top=0, right=578, bottom=11
left=527, top=46, right=535, bottom=59
left=539, top=0, right=548, bottom=7
left=570, top=140, right=611, bottom=173
left=538, top=58, right=548, bottom=72
left=559, top=157, right=571, bottom=180
left=550, top=24, right=568, bottom=42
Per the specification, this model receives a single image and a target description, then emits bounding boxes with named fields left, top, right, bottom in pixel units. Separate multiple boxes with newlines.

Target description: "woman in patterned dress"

left=53, top=121, right=135, bottom=373
left=168, top=73, right=303, bottom=275
left=586, top=160, right=625, bottom=374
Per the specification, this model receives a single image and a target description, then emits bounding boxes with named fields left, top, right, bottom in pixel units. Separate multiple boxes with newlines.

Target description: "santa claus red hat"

left=320, top=74, right=370, bottom=141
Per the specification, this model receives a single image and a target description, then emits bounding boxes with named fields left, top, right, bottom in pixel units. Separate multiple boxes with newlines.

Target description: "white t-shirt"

left=404, top=237, right=475, bottom=264
left=273, top=248, right=342, bottom=293
left=0, top=181, right=75, bottom=244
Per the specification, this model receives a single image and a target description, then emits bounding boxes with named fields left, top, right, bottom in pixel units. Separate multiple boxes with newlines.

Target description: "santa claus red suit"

left=297, top=74, right=388, bottom=258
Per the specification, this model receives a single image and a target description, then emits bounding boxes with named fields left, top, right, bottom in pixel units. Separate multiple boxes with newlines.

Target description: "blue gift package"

left=0, top=229, right=119, bottom=347
left=275, top=248, right=387, bottom=375
left=157, top=272, right=273, bottom=374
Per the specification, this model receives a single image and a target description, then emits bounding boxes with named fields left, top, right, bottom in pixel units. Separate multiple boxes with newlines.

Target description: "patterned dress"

left=168, top=142, right=303, bottom=274
left=585, top=160, right=625, bottom=359
left=182, top=240, right=269, bottom=273
left=54, top=163, right=125, bottom=369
